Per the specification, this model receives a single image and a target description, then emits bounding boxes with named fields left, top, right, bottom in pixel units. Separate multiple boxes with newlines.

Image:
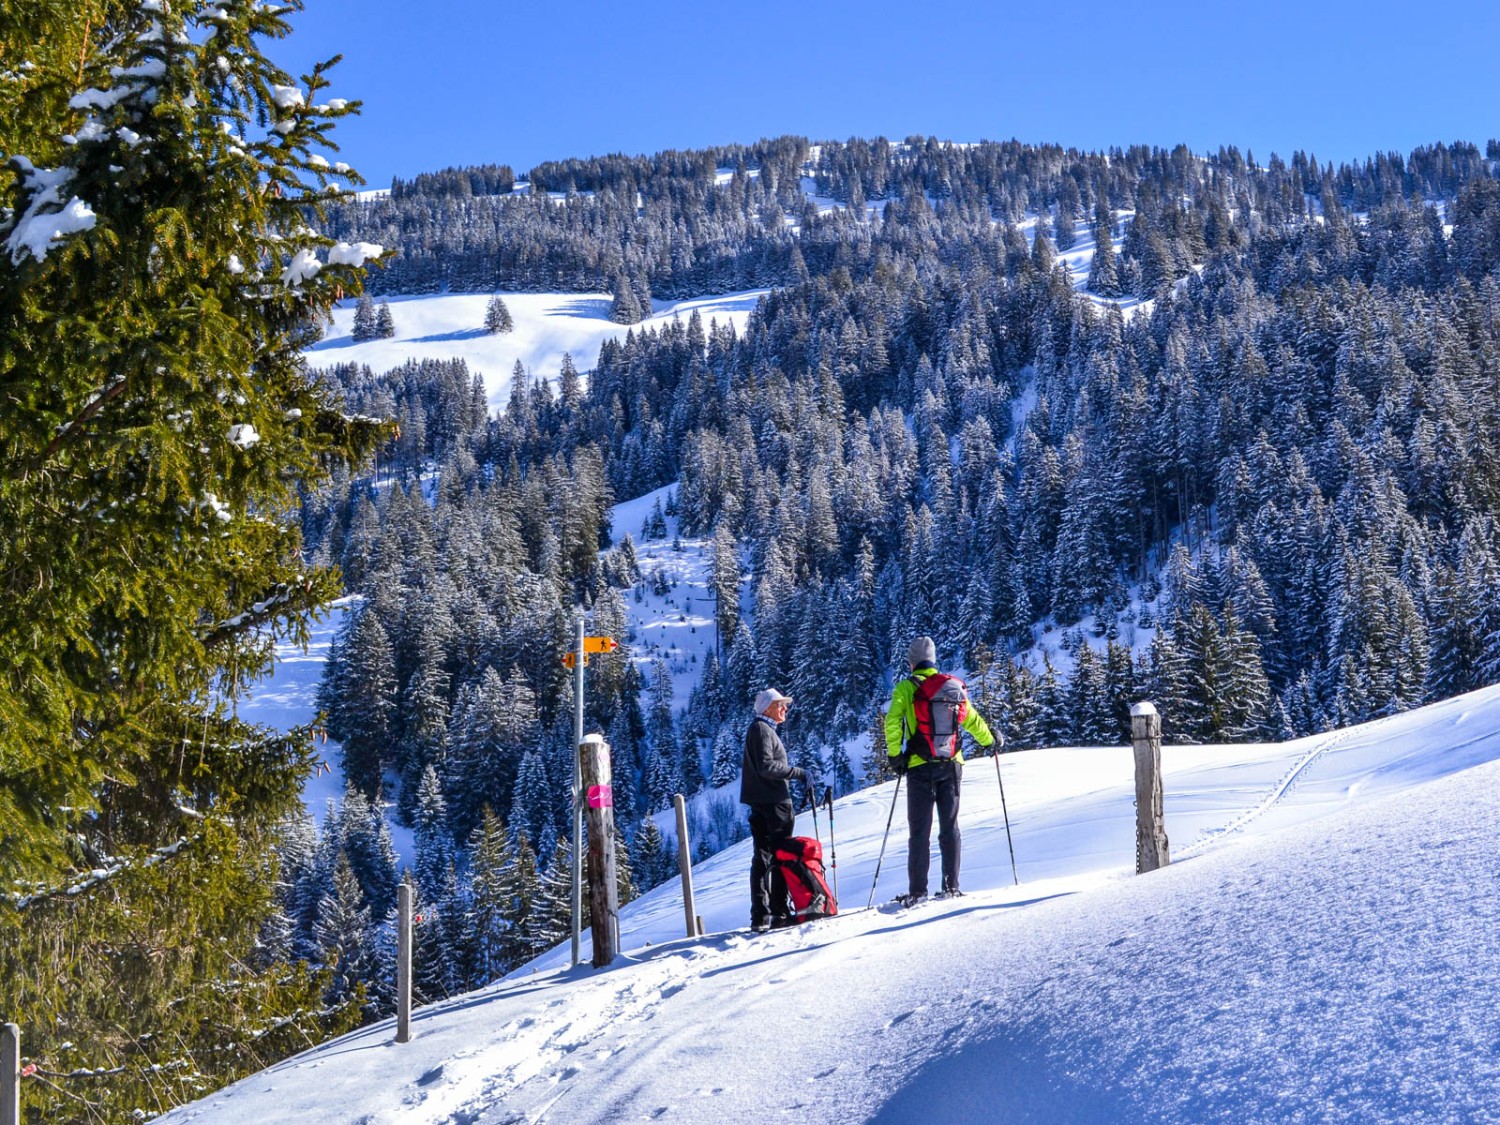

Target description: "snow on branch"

left=327, top=241, right=383, bottom=267
left=199, top=580, right=313, bottom=649
left=10, top=837, right=191, bottom=910
left=3, top=160, right=97, bottom=264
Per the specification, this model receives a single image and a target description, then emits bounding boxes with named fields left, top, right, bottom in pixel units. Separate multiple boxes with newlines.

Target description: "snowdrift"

left=160, top=685, right=1500, bottom=1124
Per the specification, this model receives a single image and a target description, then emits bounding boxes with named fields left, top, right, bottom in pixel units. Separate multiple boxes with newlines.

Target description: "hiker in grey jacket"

left=741, top=688, right=807, bottom=931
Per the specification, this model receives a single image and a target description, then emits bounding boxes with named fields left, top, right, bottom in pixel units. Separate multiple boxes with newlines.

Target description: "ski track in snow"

left=1175, top=724, right=1356, bottom=857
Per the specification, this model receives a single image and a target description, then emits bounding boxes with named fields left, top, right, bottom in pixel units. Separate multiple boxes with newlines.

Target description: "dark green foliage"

left=0, top=2, right=392, bottom=1117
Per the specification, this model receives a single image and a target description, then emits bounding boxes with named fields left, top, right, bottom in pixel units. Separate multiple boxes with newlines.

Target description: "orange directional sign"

left=561, top=637, right=617, bottom=669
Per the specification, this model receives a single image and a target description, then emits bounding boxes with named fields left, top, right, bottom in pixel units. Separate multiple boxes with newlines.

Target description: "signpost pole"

left=571, top=615, right=585, bottom=967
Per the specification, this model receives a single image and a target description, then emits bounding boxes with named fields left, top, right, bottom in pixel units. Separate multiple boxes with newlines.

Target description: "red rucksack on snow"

left=909, top=672, right=970, bottom=760
left=774, top=836, right=838, bottom=922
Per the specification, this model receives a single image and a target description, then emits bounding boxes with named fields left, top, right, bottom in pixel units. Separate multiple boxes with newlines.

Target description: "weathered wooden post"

left=2, top=1023, right=20, bottom=1125
left=673, top=794, right=700, bottom=938
left=1130, top=701, right=1170, bottom=873
left=580, top=734, right=619, bottom=967
left=396, top=881, right=413, bottom=1043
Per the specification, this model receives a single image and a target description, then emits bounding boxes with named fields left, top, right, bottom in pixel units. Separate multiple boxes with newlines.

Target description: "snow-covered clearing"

left=610, top=485, right=721, bottom=713
left=304, top=290, right=766, bottom=408
left=164, top=682, right=1500, bottom=1123
left=236, top=596, right=413, bottom=859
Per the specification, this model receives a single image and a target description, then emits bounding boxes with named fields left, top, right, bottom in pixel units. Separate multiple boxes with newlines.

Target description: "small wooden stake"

left=1131, top=702, right=1170, bottom=873
left=673, top=794, right=698, bottom=939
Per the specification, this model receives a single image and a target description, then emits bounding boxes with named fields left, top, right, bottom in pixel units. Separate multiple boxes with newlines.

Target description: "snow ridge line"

left=1175, top=728, right=1356, bottom=858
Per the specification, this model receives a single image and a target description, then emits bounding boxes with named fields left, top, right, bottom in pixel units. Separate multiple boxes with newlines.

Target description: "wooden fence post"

left=673, top=794, right=701, bottom=938
left=2, top=1023, right=19, bottom=1125
left=580, top=734, right=619, bottom=967
left=1130, top=701, right=1170, bottom=873
left=396, top=881, right=412, bottom=1043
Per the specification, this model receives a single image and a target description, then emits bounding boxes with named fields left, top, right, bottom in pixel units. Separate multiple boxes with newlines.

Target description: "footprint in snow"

left=660, top=982, right=687, bottom=999
left=884, top=1008, right=924, bottom=1031
left=813, top=1066, right=838, bottom=1080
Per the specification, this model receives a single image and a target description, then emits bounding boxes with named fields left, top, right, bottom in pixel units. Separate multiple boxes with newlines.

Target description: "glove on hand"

left=789, top=766, right=808, bottom=783
left=890, top=755, right=908, bottom=777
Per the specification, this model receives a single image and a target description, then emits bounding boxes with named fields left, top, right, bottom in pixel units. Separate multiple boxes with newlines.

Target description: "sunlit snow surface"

left=163, top=682, right=1500, bottom=1124
left=211, top=263, right=1500, bottom=1121
left=305, top=290, right=766, bottom=408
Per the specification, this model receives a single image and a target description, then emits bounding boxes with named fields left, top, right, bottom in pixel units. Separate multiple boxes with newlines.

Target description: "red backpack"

left=909, top=672, right=970, bottom=760
left=773, top=836, right=838, bottom=922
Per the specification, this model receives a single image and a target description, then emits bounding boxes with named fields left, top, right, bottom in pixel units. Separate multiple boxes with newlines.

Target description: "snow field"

left=160, top=681, right=1500, bottom=1122
left=304, top=289, right=767, bottom=409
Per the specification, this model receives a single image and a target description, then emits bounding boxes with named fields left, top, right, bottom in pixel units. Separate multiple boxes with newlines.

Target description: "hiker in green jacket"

left=884, top=636, right=997, bottom=902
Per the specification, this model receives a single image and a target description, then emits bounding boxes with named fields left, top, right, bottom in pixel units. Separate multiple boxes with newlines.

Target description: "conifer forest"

left=6, top=3, right=1500, bottom=1120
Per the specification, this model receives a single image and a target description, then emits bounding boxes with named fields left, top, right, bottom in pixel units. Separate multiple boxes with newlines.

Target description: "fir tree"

left=484, top=294, right=515, bottom=334
left=326, top=605, right=398, bottom=795
left=610, top=274, right=642, bottom=324
left=314, top=854, right=377, bottom=1007
left=376, top=299, right=396, bottom=338
left=463, top=808, right=517, bottom=986
left=709, top=723, right=743, bottom=788
left=523, top=839, right=576, bottom=956
left=503, top=832, right=543, bottom=967
left=0, top=4, right=387, bottom=1113
left=633, top=819, right=670, bottom=891
left=352, top=294, right=378, bottom=342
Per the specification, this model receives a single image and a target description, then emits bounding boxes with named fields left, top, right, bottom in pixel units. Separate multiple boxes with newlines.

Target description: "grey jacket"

left=740, top=716, right=799, bottom=805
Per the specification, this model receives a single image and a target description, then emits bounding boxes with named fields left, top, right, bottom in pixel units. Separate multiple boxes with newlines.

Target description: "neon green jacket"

left=885, top=666, right=995, bottom=768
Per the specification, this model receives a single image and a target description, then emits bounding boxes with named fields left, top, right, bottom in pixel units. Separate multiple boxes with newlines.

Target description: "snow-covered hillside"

left=304, top=290, right=767, bottom=408
left=611, top=485, right=723, bottom=712
left=243, top=486, right=727, bottom=855
left=161, top=683, right=1500, bottom=1124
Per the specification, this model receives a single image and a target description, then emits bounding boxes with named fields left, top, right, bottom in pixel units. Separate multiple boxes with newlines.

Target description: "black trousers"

left=907, top=759, right=962, bottom=896
left=748, top=800, right=796, bottom=923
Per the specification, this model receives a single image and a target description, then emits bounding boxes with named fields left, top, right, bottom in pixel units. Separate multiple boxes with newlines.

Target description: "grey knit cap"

left=908, top=635, right=937, bottom=668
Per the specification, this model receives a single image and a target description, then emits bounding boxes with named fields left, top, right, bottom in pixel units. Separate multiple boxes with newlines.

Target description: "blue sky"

left=278, top=0, right=1500, bottom=188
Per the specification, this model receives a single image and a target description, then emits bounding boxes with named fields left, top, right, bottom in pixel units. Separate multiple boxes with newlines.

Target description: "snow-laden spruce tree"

left=484, top=293, right=514, bottom=333
left=0, top=1, right=391, bottom=1116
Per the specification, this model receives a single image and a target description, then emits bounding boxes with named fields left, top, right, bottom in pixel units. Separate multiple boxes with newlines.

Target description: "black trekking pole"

left=866, top=773, right=904, bottom=910
left=992, top=743, right=1019, bottom=885
left=806, top=779, right=822, bottom=850
left=823, top=786, right=839, bottom=900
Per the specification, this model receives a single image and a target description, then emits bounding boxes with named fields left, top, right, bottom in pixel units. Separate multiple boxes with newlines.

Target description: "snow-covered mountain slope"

left=611, top=485, right=722, bottom=712
left=303, top=289, right=766, bottom=408
left=161, top=683, right=1500, bottom=1124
